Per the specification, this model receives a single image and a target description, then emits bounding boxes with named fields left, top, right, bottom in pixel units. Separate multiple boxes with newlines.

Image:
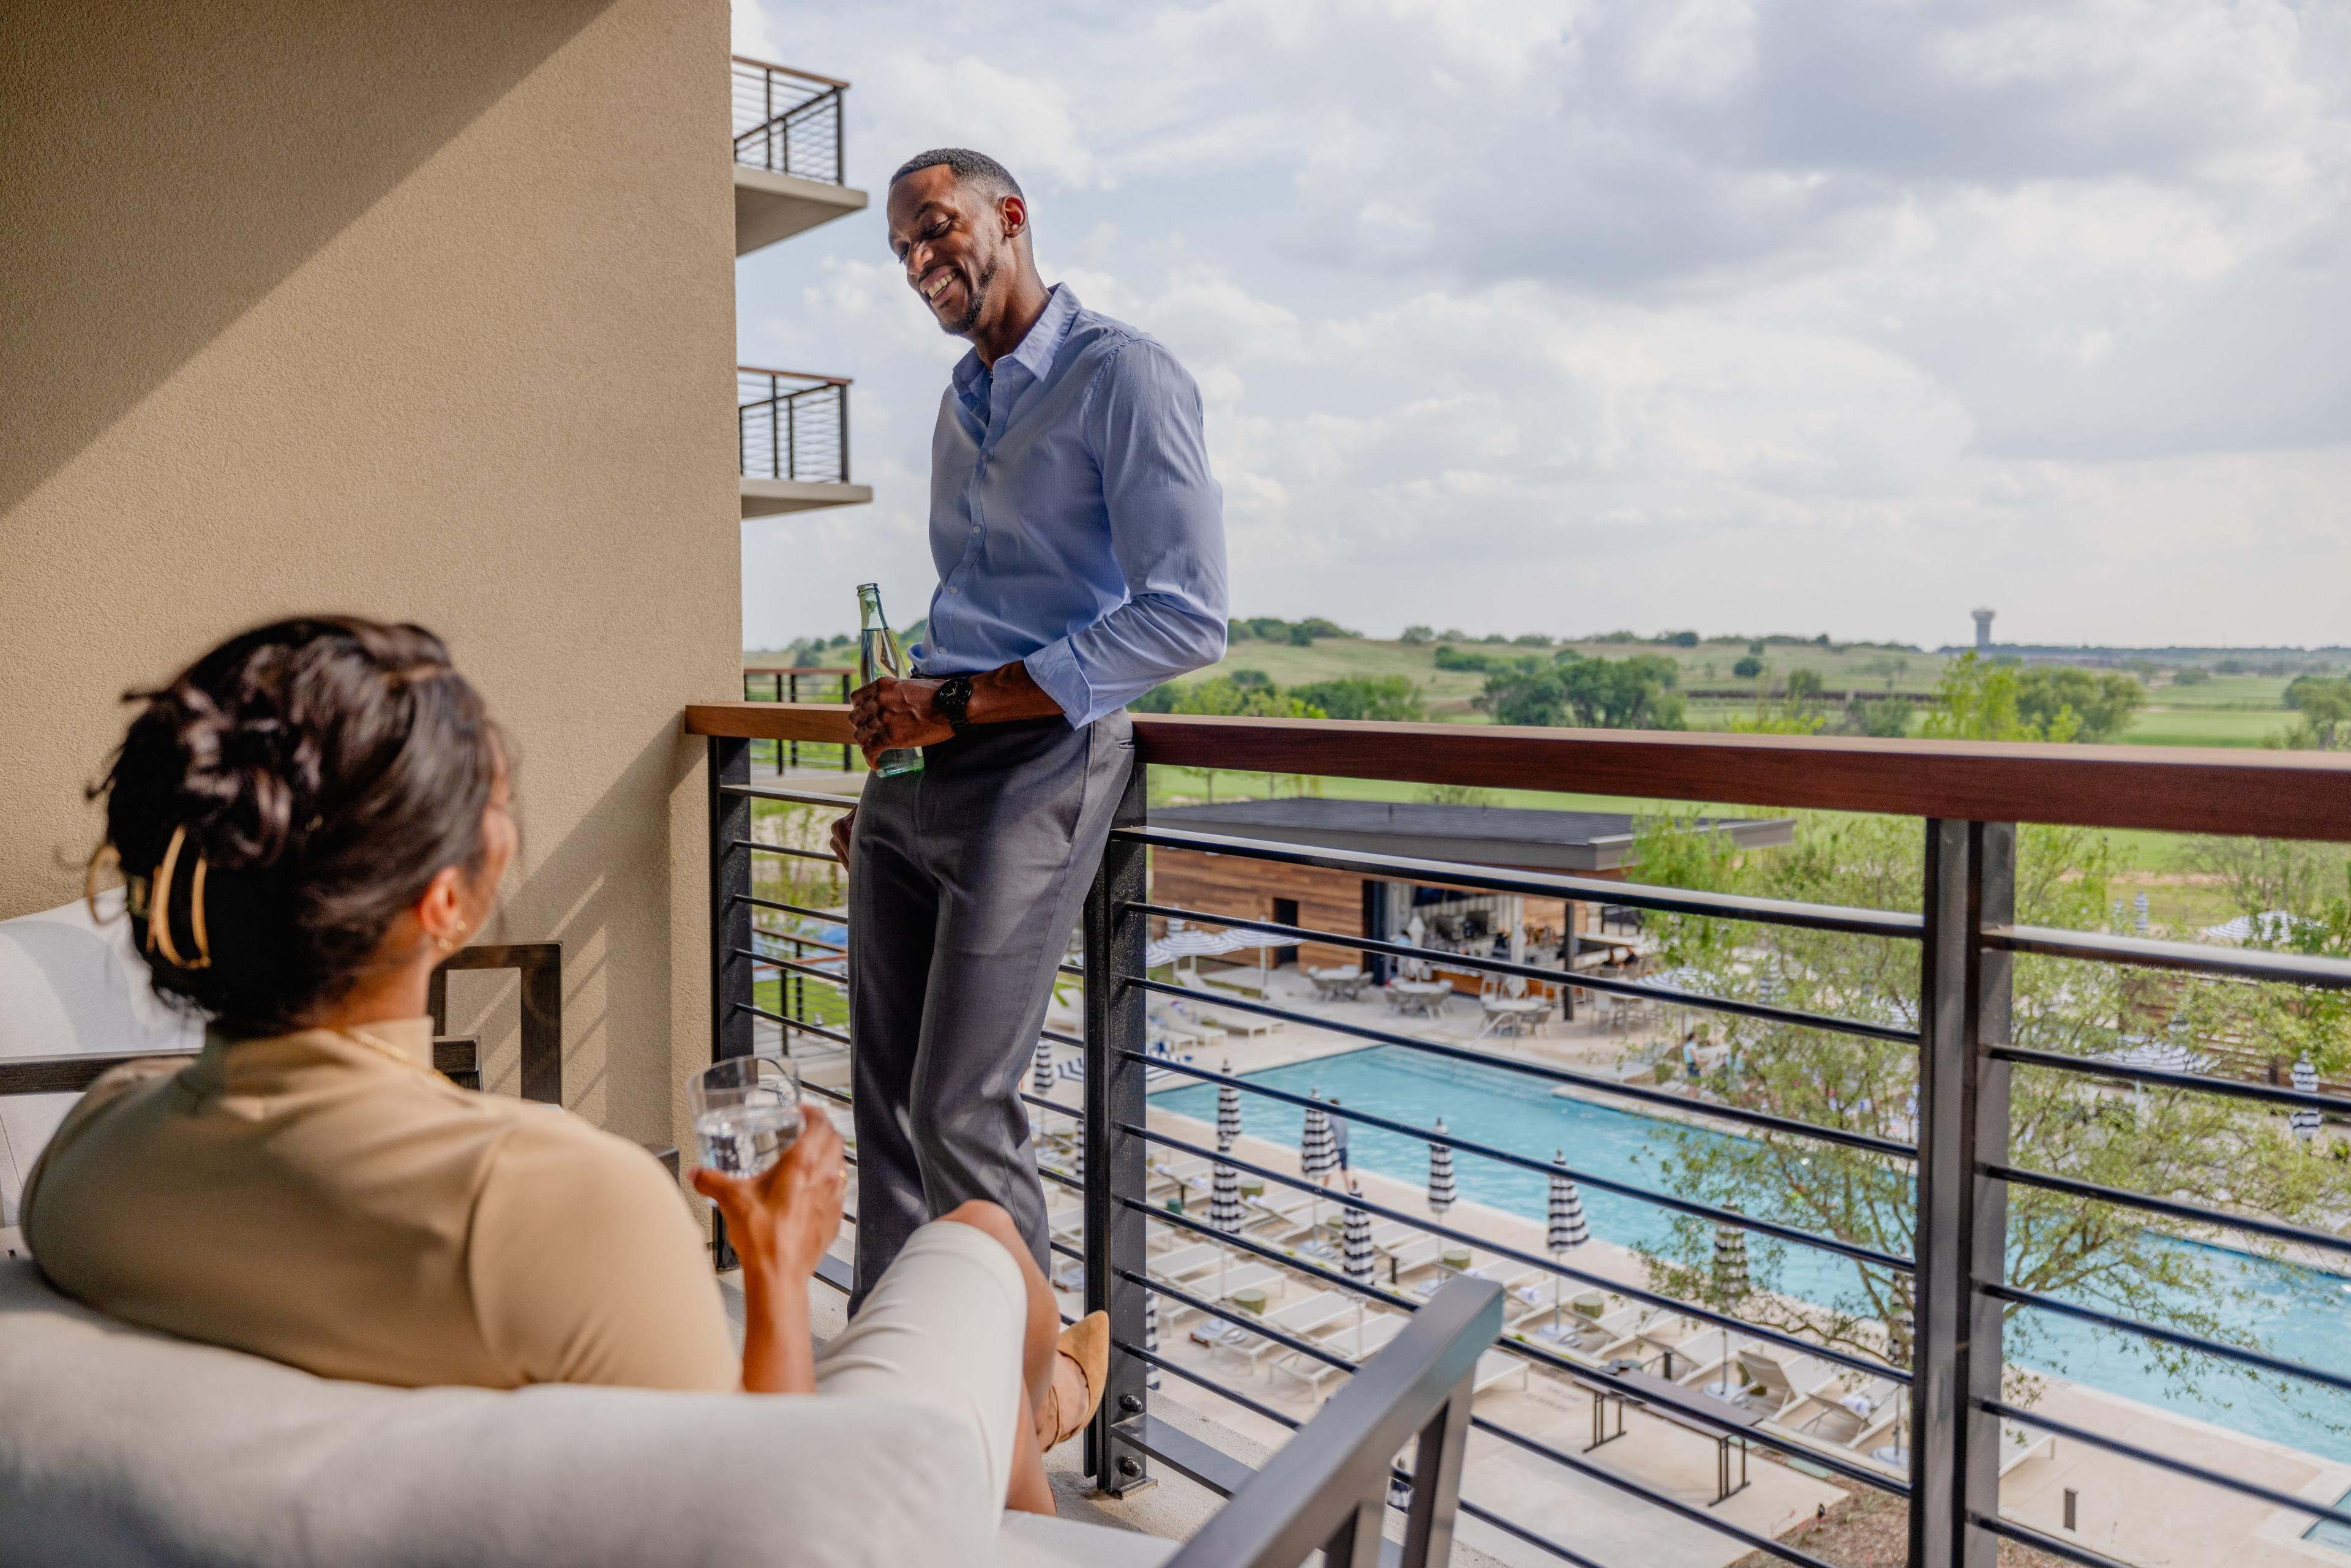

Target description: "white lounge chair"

left=1233, top=1292, right=1359, bottom=1369
left=1470, top=1349, right=1532, bottom=1397
left=1271, top=1314, right=1406, bottom=1392
left=1695, top=1345, right=1843, bottom=1417
left=1770, top=1376, right=1902, bottom=1452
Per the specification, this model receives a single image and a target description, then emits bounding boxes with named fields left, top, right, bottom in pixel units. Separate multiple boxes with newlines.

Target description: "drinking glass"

left=688, top=1056, right=802, bottom=1178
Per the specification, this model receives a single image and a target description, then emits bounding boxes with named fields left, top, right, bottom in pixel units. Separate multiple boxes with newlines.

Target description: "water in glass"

left=688, top=1056, right=801, bottom=1178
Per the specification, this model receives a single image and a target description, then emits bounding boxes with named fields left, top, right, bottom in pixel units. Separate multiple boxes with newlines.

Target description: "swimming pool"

left=1157, top=1045, right=2351, bottom=1465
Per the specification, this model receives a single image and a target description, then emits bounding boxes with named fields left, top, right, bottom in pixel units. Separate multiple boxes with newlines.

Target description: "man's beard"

left=942, top=257, right=997, bottom=337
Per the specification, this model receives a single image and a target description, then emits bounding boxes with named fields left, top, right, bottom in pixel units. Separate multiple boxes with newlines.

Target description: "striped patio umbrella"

left=1343, top=1182, right=1379, bottom=1331
left=1208, top=1157, right=1245, bottom=1297
left=1541, top=1150, right=1588, bottom=1337
left=1300, top=1093, right=1339, bottom=1254
left=1032, top=1035, right=1054, bottom=1105
left=2134, top=891, right=2151, bottom=934
left=1427, top=1119, right=1458, bottom=1218
left=1343, top=1185, right=1379, bottom=1289
left=1209, top=1157, right=1244, bottom=1233
left=1875, top=1296, right=1914, bottom=1466
left=1217, top=1067, right=1243, bottom=1153
left=1144, top=1291, right=1161, bottom=1389
left=2293, top=1056, right=2323, bottom=1146
left=1702, top=1210, right=1751, bottom=1398
left=1301, top=1093, right=1338, bottom=1184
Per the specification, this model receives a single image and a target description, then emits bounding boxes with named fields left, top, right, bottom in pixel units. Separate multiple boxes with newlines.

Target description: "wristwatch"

left=935, top=673, right=974, bottom=735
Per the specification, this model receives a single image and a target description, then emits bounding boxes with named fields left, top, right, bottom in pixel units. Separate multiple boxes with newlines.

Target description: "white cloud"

left=733, top=0, right=2351, bottom=648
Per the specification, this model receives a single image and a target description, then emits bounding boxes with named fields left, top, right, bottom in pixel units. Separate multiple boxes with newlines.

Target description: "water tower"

left=1971, top=607, right=1995, bottom=653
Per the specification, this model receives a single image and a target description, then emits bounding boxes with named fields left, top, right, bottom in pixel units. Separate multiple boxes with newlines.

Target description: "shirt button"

left=950, top=586, right=960, bottom=595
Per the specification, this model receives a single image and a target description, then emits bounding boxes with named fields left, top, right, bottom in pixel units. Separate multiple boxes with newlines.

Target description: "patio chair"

left=1233, top=1292, right=1358, bottom=1370
left=1378, top=1234, right=1448, bottom=1281
left=1771, top=1375, right=1902, bottom=1451
left=1270, top=1313, right=1408, bottom=1394
left=1694, top=1345, right=1843, bottom=1417
left=1469, top=1348, right=1532, bottom=1397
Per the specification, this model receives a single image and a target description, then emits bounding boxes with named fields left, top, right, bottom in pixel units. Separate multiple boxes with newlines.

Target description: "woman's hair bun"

left=94, top=617, right=501, bottom=1037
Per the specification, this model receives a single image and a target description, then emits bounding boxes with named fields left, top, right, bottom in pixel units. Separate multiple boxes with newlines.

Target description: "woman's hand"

left=691, top=1105, right=845, bottom=1284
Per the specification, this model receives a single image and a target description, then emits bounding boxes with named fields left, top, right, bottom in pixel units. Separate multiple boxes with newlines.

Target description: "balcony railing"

left=738, top=367, right=849, bottom=486
left=741, top=667, right=852, bottom=773
left=686, top=703, right=2351, bottom=1568
left=730, top=56, right=846, bottom=185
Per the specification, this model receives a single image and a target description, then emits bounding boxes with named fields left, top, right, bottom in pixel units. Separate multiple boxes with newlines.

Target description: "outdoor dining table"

left=1385, top=980, right=1453, bottom=1017
left=1308, top=966, right=1368, bottom=1002
left=1479, top=996, right=1550, bottom=1037
left=1583, top=1365, right=1763, bottom=1506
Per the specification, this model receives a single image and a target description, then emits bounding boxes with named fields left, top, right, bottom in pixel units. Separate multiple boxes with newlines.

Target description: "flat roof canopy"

left=1151, top=798, right=1795, bottom=874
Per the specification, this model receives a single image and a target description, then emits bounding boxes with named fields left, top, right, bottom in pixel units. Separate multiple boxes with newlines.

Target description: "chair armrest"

left=1156, top=1277, right=1503, bottom=1568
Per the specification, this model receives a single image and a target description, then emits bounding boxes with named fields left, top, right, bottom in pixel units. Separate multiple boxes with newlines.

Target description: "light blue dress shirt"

left=912, top=285, right=1228, bottom=728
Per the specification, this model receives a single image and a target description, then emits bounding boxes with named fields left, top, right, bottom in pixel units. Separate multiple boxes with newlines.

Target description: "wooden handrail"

left=681, top=702, right=2351, bottom=841
left=729, top=54, right=851, bottom=89
left=742, top=666, right=853, bottom=677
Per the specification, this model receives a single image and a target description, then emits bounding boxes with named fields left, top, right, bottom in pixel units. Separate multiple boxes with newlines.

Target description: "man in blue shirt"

left=833, top=148, right=1227, bottom=1302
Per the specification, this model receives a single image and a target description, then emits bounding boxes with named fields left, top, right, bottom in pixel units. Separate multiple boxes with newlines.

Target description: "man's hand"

left=691, top=1106, right=845, bottom=1284
left=829, top=806, right=855, bottom=868
left=851, top=677, right=953, bottom=762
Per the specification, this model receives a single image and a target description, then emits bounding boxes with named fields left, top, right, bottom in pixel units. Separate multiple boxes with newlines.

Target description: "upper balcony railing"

left=687, top=705, right=2351, bottom=1568
left=738, top=367, right=849, bottom=486
left=730, top=56, right=846, bottom=186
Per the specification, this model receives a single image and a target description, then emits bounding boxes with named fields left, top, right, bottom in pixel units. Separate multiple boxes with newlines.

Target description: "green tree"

left=1842, top=696, right=1913, bottom=738
left=1171, top=676, right=1324, bottom=718
left=2016, top=667, right=2145, bottom=743
left=2279, top=676, right=2351, bottom=749
left=1476, top=651, right=1685, bottom=730
left=1635, top=812, right=2350, bottom=1397
left=1289, top=675, right=1424, bottom=722
left=1732, top=656, right=1765, bottom=680
left=1400, top=625, right=1436, bottom=645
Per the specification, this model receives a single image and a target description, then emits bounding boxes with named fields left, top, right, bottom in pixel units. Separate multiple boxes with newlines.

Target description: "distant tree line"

left=1131, top=670, right=1423, bottom=722
left=1228, top=616, right=1362, bottom=645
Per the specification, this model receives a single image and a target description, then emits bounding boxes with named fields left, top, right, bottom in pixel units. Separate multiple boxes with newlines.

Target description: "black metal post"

left=838, top=381, right=851, bottom=485
left=1913, top=820, right=2012, bottom=1568
left=1084, top=755, right=1151, bottom=1493
left=708, top=735, right=755, bottom=1270
left=786, top=391, right=798, bottom=482
left=833, top=87, right=844, bottom=186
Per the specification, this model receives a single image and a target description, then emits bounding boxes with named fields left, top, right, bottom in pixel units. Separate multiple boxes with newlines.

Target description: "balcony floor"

left=741, top=476, right=874, bottom=517
left=733, top=166, right=868, bottom=255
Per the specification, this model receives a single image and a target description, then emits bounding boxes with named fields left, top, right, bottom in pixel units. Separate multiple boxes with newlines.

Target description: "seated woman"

left=21, top=616, right=1104, bottom=1517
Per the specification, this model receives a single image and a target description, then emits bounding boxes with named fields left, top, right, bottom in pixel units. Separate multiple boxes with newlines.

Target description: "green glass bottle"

left=856, top=582, right=925, bottom=778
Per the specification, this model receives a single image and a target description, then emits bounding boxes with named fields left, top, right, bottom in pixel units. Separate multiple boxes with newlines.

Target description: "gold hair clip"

left=148, top=823, right=212, bottom=970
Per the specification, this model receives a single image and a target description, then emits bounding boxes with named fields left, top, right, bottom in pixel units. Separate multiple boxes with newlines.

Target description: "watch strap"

left=937, top=673, right=974, bottom=734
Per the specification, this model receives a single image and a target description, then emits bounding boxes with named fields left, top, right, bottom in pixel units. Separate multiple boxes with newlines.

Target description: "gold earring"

left=434, top=925, right=467, bottom=955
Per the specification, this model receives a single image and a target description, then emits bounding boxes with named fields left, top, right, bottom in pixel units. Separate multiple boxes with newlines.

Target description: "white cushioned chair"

left=0, top=894, right=200, bottom=1232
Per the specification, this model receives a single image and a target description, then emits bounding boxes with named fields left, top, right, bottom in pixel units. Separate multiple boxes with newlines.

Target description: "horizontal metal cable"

left=735, top=895, right=847, bottom=925
left=718, top=782, right=859, bottom=811
left=1041, top=1028, right=1086, bottom=1050
left=1977, top=1398, right=2351, bottom=1529
left=1023, top=1090, right=1083, bottom=1119
left=1058, top=962, right=1084, bottom=980
left=1981, top=1281, right=2351, bottom=1396
left=1128, top=900, right=1918, bottom=1046
left=1051, top=1236, right=1083, bottom=1262
left=746, top=923, right=847, bottom=955
left=1117, top=824, right=1924, bottom=939
left=1123, top=1200, right=1905, bottom=1488
left=731, top=838, right=839, bottom=864
left=737, top=891, right=846, bottom=924
left=1131, top=1010, right=1914, bottom=1160
left=798, top=1078, right=850, bottom=1108
left=735, top=1003, right=849, bottom=1048
left=733, top=949, right=844, bottom=986
left=1038, top=1161, right=1082, bottom=1195
left=1973, top=1514, right=2134, bottom=1568
left=1986, top=923, right=2351, bottom=990
left=1990, top=1042, right=2351, bottom=1116
left=1984, top=1159, right=2351, bottom=1259
left=1134, top=1108, right=1913, bottom=1283
left=1453, top=1496, right=1611, bottom=1568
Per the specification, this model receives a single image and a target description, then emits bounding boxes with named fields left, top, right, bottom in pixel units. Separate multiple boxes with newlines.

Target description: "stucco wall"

left=0, top=0, right=739, bottom=1149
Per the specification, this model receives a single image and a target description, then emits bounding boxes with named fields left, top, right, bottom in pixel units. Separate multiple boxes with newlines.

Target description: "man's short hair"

left=890, top=147, right=1024, bottom=201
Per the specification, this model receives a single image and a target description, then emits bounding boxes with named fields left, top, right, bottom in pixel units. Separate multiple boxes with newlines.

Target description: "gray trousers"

left=846, top=711, right=1133, bottom=1306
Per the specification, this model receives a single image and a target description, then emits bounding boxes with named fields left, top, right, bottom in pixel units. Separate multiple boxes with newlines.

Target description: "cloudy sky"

left=732, top=0, right=2351, bottom=651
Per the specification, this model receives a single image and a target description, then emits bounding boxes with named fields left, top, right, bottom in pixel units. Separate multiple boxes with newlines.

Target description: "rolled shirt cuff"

left=1023, top=640, right=1099, bottom=729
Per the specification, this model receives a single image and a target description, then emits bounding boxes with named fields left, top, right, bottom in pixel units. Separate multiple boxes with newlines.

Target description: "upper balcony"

left=738, top=367, right=871, bottom=516
left=731, top=56, right=867, bottom=257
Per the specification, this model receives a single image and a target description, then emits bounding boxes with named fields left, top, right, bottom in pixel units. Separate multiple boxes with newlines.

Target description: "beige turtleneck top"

left=20, top=1019, right=739, bottom=1392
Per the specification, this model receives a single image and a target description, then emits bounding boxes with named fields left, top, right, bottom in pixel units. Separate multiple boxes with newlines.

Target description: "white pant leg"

left=815, top=1218, right=1029, bottom=1507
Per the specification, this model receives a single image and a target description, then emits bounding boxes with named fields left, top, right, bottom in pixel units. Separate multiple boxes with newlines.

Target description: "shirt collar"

left=950, top=283, right=1081, bottom=418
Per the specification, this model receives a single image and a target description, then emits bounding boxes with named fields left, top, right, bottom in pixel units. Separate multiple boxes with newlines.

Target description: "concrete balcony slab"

left=735, top=166, right=868, bottom=255
left=742, top=477, right=872, bottom=517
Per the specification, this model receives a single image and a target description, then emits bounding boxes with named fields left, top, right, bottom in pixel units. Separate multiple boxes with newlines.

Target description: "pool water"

left=1157, top=1046, right=2351, bottom=1465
